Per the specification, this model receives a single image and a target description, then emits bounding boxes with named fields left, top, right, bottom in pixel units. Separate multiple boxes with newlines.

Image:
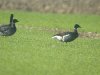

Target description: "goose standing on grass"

left=52, top=24, right=81, bottom=43
left=0, top=14, right=19, bottom=36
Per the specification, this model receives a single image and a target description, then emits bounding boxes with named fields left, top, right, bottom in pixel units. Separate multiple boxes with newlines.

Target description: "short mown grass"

left=0, top=10, right=100, bottom=75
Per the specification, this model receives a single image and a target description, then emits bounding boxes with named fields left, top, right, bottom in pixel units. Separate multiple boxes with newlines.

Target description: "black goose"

left=0, top=14, right=19, bottom=36
left=52, top=24, right=81, bottom=43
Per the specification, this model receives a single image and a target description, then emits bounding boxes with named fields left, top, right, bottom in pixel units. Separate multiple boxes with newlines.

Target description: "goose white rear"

left=52, top=36, right=62, bottom=41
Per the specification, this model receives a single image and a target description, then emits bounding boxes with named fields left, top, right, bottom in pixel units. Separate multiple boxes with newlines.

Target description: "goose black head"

left=74, top=24, right=81, bottom=29
left=13, top=19, right=19, bottom=23
left=10, top=14, right=14, bottom=17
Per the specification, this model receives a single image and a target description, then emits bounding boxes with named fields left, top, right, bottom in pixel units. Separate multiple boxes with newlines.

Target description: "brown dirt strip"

left=17, top=25, right=100, bottom=39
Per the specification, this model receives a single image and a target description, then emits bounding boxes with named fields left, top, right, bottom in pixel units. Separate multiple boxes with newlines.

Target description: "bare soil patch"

left=18, top=25, right=100, bottom=39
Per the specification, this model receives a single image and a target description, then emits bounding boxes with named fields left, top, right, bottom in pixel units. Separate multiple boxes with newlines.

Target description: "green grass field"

left=0, top=10, right=100, bottom=75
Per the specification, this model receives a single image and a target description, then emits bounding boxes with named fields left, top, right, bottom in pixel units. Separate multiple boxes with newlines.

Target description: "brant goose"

left=0, top=14, right=19, bottom=36
left=52, top=24, right=81, bottom=43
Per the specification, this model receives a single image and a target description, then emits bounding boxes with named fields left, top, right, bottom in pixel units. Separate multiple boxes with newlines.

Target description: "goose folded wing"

left=0, top=25, right=10, bottom=33
left=63, top=32, right=72, bottom=38
left=62, top=32, right=74, bottom=41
